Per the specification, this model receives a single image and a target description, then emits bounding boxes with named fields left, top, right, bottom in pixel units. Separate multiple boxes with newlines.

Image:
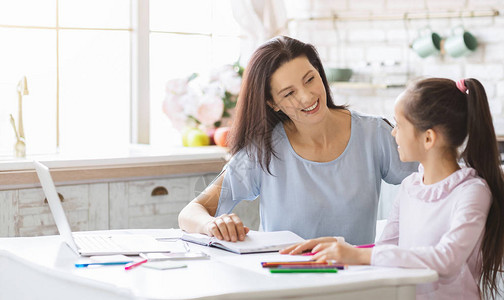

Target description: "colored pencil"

left=261, top=261, right=343, bottom=268
left=276, top=265, right=345, bottom=270
left=270, top=268, right=338, bottom=273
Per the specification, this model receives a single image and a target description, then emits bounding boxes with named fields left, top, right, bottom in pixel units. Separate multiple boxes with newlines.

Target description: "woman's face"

left=269, top=56, right=328, bottom=125
left=391, top=92, right=424, bottom=162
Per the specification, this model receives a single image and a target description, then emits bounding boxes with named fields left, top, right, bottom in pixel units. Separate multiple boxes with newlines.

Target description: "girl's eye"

left=306, top=76, right=314, bottom=84
left=284, top=91, right=294, bottom=98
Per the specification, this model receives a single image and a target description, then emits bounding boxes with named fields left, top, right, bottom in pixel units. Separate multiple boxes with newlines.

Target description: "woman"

left=178, top=36, right=416, bottom=245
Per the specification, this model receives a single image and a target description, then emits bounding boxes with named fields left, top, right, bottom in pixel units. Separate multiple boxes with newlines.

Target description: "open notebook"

left=181, top=230, right=304, bottom=254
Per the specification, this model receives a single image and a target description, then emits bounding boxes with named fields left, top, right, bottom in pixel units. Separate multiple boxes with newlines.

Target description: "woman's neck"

left=421, top=152, right=460, bottom=185
left=285, top=109, right=348, bottom=147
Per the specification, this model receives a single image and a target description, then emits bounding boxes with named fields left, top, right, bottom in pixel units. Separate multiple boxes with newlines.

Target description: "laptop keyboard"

left=74, top=235, right=124, bottom=251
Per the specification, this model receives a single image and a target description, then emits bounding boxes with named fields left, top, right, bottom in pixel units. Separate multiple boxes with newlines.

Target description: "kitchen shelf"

left=330, top=82, right=406, bottom=89
left=288, top=9, right=499, bottom=23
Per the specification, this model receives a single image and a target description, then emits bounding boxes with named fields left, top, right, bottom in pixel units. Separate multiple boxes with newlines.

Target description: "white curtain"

left=231, top=0, right=288, bottom=64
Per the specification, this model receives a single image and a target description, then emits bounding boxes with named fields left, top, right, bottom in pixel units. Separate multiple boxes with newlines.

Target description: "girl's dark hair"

left=229, top=35, right=345, bottom=174
left=403, top=77, right=504, bottom=299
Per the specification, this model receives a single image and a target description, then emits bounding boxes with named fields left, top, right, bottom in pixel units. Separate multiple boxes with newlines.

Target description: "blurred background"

left=1, top=0, right=503, bottom=157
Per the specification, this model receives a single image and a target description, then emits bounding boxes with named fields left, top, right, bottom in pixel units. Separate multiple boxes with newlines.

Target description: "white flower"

left=203, top=81, right=225, bottom=98
left=163, top=64, right=241, bottom=130
left=180, top=92, right=200, bottom=117
left=209, top=65, right=233, bottom=82
left=196, top=94, right=225, bottom=126
left=162, top=94, right=187, bottom=130
left=165, top=78, right=189, bottom=95
left=221, top=72, right=242, bottom=95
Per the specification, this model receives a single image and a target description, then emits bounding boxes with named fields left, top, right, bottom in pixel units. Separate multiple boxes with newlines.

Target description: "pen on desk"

left=75, top=261, right=132, bottom=268
left=124, top=259, right=148, bottom=270
left=270, top=268, right=338, bottom=273
left=355, top=244, right=375, bottom=248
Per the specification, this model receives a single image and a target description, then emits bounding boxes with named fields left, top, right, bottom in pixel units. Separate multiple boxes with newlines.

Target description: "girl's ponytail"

left=463, top=78, right=504, bottom=299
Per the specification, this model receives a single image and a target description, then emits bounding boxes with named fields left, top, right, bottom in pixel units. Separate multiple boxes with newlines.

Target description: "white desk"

left=0, top=230, right=438, bottom=300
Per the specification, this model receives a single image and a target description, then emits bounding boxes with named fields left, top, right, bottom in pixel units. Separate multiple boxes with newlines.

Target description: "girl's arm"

left=372, top=184, right=491, bottom=278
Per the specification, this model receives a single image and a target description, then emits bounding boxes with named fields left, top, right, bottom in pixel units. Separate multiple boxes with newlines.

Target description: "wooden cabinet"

left=109, top=173, right=260, bottom=231
left=0, top=172, right=261, bottom=237
left=0, top=190, right=17, bottom=237
left=1, top=183, right=108, bottom=237
left=110, top=176, right=195, bottom=230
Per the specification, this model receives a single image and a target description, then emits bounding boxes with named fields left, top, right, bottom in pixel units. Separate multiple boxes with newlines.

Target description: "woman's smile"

left=301, top=99, right=320, bottom=114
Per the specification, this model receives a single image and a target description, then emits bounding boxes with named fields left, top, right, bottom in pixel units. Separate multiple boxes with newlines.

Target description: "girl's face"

left=269, top=56, right=328, bottom=126
left=391, top=92, right=425, bottom=162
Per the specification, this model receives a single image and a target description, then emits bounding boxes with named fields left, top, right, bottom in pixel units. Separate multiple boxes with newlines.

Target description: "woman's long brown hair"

left=229, top=36, right=345, bottom=174
left=403, top=78, right=504, bottom=299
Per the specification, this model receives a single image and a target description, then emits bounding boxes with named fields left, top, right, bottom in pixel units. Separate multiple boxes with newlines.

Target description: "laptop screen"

left=33, top=161, right=79, bottom=254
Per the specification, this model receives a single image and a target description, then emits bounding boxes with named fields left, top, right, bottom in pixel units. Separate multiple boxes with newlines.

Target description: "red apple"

left=206, top=128, right=217, bottom=145
left=214, top=127, right=231, bottom=147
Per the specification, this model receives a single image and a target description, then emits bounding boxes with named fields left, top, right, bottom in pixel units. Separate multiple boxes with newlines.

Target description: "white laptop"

left=34, top=160, right=174, bottom=256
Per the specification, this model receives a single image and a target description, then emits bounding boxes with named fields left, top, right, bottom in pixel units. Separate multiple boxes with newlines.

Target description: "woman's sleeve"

left=377, top=119, right=418, bottom=184
left=214, top=149, right=262, bottom=216
left=371, top=183, right=491, bottom=278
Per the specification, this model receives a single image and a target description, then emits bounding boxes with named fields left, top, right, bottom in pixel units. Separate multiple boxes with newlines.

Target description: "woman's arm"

left=178, top=172, right=249, bottom=242
left=376, top=186, right=402, bottom=246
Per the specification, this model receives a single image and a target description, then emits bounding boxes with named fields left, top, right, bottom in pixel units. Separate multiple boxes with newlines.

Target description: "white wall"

left=286, top=0, right=504, bottom=132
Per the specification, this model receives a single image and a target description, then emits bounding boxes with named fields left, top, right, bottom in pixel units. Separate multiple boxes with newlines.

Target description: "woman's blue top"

left=216, top=110, right=417, bottom=244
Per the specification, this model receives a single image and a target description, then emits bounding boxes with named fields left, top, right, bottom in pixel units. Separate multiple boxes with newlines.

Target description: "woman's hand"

left=311, top=237, right=372, bottom=265
left=204, top=213, right=250, bottom=242
left=279, top=237, right=339, bottom=255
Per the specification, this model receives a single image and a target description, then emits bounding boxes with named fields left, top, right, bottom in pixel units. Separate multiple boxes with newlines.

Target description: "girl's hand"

left=279, top=237, right=339, bottom=255
left=204, top=213, right=250, bottom=242
left=311, top=237, right=372, bottom=265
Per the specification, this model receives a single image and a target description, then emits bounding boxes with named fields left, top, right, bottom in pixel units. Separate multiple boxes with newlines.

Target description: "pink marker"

left=302, top=251, right=319, bottom=256
left=124, top=259, right=148, bottom=270
left=355, top=244, right=375, bottom=248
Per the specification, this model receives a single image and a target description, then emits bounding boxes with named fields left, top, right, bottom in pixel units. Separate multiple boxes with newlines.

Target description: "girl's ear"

left=423, top=129, right=437, bottom=151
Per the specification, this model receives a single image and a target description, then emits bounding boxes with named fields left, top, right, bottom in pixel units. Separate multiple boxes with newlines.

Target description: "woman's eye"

left=306, top=76, right=314, bottom=84
left=284, top=91, right=294, bottom=98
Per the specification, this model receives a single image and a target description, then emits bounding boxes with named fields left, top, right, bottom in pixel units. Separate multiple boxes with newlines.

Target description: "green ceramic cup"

left=412, top=29, right=441, bottom=58
left=324, top=68, right=353, bottom=82
left=444, top=26, right=477, bottom=58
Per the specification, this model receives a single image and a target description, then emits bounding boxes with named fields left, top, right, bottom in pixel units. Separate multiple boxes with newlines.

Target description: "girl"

left=178, top=36, right=416, bottom=244
left=282, top=78, right=504, bottom=299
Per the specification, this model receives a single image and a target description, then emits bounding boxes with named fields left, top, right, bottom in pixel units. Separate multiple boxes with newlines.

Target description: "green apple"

left=185, top=128, right=210, bottom=147
left=181, top=127, right=193, bottom=147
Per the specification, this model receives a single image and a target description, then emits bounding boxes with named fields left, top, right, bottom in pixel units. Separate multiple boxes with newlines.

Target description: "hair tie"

left=456, top=79, right=468, bottom=94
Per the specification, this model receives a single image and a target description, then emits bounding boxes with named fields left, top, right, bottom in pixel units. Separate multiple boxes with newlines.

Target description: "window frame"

left=131, top=0, right=150, bottom=144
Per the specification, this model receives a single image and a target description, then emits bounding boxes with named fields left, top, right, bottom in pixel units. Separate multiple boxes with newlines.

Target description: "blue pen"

left=75, top=261, right=133, bottom=268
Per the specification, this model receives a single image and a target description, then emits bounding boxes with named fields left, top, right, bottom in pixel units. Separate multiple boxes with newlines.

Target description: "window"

left=0, top=0, right=240, bottom=157
left=149, top=0, right=240, bottom=147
